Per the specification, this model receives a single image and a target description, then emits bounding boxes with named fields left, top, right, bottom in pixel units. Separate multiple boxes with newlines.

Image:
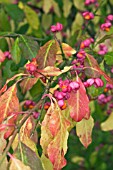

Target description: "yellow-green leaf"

left=63, top=0, right=72, bottom=18
left=24, top=5, right=39, bottom=30
left=101, top=112, right=113, bottom=131
left=73, top=0, right=85, bottom=10
left=76, top=116, right=94, bottom=148
left=9, top=158, right=31, bottom=170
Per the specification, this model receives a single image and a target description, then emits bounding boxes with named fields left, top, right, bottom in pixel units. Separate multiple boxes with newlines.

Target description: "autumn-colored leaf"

left=101, top=112, right=113, bottom=131
left=36, top=40, right=58, bottom=69
left=57, top=43, right=76, bottom=57
left=76, top=116, right=94, bottom=148
left=67, top=77, right=90, bottom=122
left=0, top=73, right=28, bottom=95
left=0, top=49, right=5, bottom=62
left=0, top=83, right=19, bottom=124
left=13, top=142, right=44, bottom=170
left=9, top=156, right=31, bottom=170
left=20, top=77, right=38, bottom=93
left=37, top=66, right=72, bottom=77
left=84, top=53, right=113, bottom=84
left=0, top=131, right=7, bottom=154
left=40, top=97, right=70, bottom=170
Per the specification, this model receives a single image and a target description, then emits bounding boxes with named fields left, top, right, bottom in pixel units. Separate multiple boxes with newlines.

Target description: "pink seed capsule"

left=69, top=81, right=80, bottom=90
left=94, top=78, right=104, bottom=87
left=58, top=100, right=64, bottom=107
left=86, top=78, right=95, bottom=86
left=33, top=112, right=40, bottom=119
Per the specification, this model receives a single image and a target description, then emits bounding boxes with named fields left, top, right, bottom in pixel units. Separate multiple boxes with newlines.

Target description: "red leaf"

left=36, top=40, right=58, bottom=69
left=40, top=98, right=70, bottom=170
left=84, top=53, right=113, bottom=84
left=67, top=77, right=90, bottom=122
left=0, top=50, right=5, bottom=62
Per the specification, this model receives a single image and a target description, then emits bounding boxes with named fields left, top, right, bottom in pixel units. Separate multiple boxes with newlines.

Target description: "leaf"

left=42, top=14, right=52, bottom=30
left=63, top=0, right=72, bottom=18
left=37, top=66, right=72, bottom=77
left=11, top=37, right=21, bottom=64
left=19, top=35, right=39, bottom=60
left=96, top=34, right=113, bottom=45
left=40, top=97, right=70, bottom=170
left=0, top=9, right=11, bottom=31
left=14, top=142, right=43, bottom=170
left=24, top=5, right=39, bottom=30
left=30, top=79, right=45, bottom=98
left=67, top=77, right=90, bottom=122
left=101, top=112, right=113, bottom=131
left=0, top=131, right=7, bottom=154
left=57, top=43, right=76, bottom=57
left=36, top=40, right=58, bottom=69
left=73, top=0, right=85, bottom=10
left=4, top=4, right=24, bottom=22
left=43, top=0, right=61, bottom=17
left=0, top=49, right=5, bottom=62
left=20, top=77, right=38, bottom=94
left=84, top=53, right=113, bottom=84
left=0, top=156, right=8, bottom=170
left=43, top=0, right=52, bottom=14
left=0, top=83, right=19, bottom=124
left=104, top=52, right=113, bottom=65
left=41, top=154, right=53, bottom=170
left=9, top=157, right=31, bottom=170
left=76, top=116, right=94, bottom=148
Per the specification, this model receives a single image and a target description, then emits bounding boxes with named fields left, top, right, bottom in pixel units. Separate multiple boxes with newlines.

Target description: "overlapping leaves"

left=40, top=97, right=70, bottom=170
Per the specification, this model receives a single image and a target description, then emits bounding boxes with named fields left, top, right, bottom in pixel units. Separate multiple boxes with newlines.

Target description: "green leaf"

left=104, top=52, right=113, bottom=65
left=30, top=79, right=45, bottom=98
left=41, top=154, right=53, bottom=170
left=73, top=0, right=85, bottom=10
left=63, top=0, right=72, bottom=18
left=11, top=37, right=21, bottom=64
left=19, top=35, right=39, bottom=60
left=96, top=34, right=113, bottom=45
left=14, top=142, right=44, bottom=170
left=4, top=4, right=24, bottom=22
left=42, top=14, right=52, bottom=30
left=0, top=9, right=11, bottom=31
left=24, top=5, right=40, bottom=30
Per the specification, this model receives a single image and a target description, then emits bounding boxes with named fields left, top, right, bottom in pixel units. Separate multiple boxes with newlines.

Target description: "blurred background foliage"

left=0, top=0, right=113, bottom=169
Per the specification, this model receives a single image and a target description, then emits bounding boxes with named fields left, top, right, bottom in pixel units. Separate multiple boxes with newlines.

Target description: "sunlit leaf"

left=36, top=40, right=58, bottom=69
left=42, top=14, right=52, bottom=30
left=76, top=116, right=94, bottom=148
left=9, top=157, right=31, bottom=170
left=67, top=77, right=90, bottom=122
left=40, top=97, right=70, bottom=170
left=37, top=66, right=72, bottom=77
left=57, top=43, right=76, bottom=57
left=0, top=156, right=8, bottom=170
left=101, top=112, right=113, bottom=131
left=24, top=5, right=39, bottom=30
